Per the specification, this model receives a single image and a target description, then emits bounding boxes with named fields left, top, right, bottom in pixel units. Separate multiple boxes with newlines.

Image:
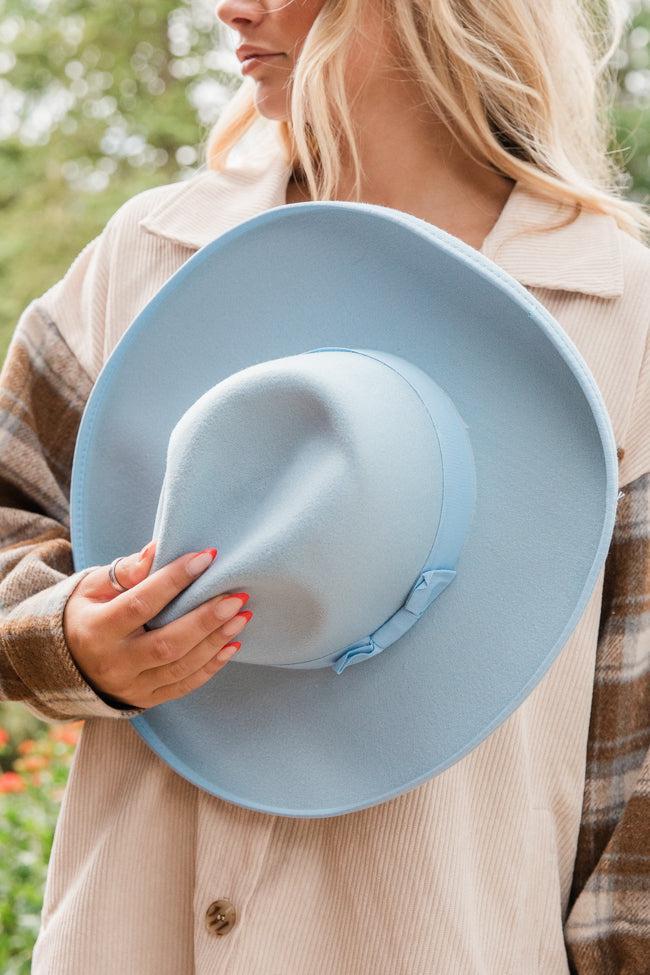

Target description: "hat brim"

left=70, top=201, right=618, bottom=818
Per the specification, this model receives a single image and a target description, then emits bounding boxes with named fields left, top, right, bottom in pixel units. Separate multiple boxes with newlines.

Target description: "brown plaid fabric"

left=564, top=470, right=650, bottom=973
left=0, top=299, right=144, bottom=721
left=0, top=284, right=648, bottom=969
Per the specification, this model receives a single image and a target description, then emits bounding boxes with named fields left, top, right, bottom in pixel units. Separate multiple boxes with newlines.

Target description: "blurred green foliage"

left=0, top=791, right=53, bottom=975
left=0, top=0, right=239, bottom=357
left=0, top=720, right=82, bottom=975
left=616, top=8, right=650, bottom=195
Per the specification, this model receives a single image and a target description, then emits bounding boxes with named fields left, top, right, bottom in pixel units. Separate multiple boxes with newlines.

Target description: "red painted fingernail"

left=239, top=610, right=254, bottom=622
left=230, top=592, right=250, bottom=604
left=194, top=547, right=218, bottom=562
left=187, top=547, right=218, bottom=577
left=222, top=641, right=242, bottom=653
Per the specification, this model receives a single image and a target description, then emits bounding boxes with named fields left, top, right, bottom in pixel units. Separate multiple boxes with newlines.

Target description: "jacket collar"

left=139, top=143, right=624, bottom=299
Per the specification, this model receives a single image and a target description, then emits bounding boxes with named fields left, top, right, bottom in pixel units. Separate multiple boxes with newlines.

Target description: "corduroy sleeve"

left=0, top=244, right=146, bottom=723
left=564, top=327, right=650, bottom=974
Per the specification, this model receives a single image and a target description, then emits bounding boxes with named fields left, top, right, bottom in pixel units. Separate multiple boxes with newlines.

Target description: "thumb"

left=82, top=539, right=158, bottom=600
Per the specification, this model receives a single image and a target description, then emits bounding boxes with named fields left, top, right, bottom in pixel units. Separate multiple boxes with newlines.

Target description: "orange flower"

left=22, top=754, right=48, bottom=772
left=0, top=771, right=25, bottom=793
left=17, top=738, right=37, bottom=755
left=31, top=771, right=42, bottom=787
left=50, top=724, right=83, bottom=746
left=61, top=729, right=79, bottom=746
left=0, top=727, right=9, bottom=747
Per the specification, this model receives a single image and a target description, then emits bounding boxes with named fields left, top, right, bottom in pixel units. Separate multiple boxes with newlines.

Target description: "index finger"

left=101, top=547, right=218, bottom=638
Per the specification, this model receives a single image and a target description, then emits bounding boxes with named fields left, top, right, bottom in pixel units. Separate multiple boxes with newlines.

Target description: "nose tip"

left=214, top=0, right=264, bottom=29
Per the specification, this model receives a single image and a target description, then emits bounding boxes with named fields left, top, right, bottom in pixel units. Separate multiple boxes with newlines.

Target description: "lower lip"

left=241, top=54, right=284, bottom=75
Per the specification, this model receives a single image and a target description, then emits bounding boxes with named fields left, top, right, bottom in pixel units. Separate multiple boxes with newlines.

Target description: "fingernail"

left=221, top=610, right=253, bottom=637
left=219, top=641, right=242, bottom=659
left=187, top=547, right=218, bottom=577
left=230, top=592, right=250, bottom=605
left=138, top=540, right=155, bottom=561
left=215, top=594, right=250, bottom=621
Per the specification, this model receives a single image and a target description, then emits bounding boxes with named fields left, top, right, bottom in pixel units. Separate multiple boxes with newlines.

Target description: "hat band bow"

left=331, top=567, right=457, bottom=674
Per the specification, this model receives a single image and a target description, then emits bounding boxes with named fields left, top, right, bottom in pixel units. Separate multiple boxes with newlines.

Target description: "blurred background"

left=1, top=0, right=650, bottom=971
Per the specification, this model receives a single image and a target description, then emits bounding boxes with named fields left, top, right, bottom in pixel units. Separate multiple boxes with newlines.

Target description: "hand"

left=62, top=541, right=252, bottom=708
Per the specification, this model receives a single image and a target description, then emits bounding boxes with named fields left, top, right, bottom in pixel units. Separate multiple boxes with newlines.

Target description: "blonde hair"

left=204, top=0, right=650, bottom=240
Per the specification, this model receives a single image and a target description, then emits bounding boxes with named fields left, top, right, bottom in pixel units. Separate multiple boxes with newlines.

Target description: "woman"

left=0, top=0, right=648, bottom=972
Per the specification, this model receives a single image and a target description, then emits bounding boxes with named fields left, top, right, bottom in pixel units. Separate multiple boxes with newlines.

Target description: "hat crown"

left=148, top=347, right=476, bottom=673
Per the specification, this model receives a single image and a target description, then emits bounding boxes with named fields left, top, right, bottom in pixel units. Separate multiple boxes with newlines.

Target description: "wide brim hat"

left=70, top=199, right=618, bottom=818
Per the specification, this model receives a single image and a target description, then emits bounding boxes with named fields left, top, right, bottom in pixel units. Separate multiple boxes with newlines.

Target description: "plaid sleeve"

left=564, top=327, right=650, bottom=973
left=0, top=292, right=146, bottom=722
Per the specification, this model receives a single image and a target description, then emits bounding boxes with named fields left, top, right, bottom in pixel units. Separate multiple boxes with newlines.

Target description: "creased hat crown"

left=148, top=347, right=477, bottom=674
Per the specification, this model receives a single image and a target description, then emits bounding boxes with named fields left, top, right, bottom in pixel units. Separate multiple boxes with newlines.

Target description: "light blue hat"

left=70, top=201, right=619, bottom=819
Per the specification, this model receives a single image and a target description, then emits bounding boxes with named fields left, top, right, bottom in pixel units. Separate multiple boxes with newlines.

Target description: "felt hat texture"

left=70, top=200, right=619, bottom=818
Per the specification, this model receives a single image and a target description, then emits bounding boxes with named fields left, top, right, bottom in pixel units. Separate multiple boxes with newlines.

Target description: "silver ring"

left=108, top=556, right=129, bottom=593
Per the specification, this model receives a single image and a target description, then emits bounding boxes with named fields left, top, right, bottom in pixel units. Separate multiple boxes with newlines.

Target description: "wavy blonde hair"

left=204, top=0, right=650, bottom=240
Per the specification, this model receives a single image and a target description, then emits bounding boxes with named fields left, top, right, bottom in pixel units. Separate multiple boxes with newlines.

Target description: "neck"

left=288, top=78, right=515, bottom=250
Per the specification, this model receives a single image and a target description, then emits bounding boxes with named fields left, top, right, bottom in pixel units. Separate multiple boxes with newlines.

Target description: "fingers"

left=112, top=603, right=253, bottom=709
left=62, top=540, right=257, bottom=711
left=102, top=546, right=219, bottom=638
left=82, top=540, right=158, bottom=601
left=146, top=640, right=242, bottom=707
left=137, top=592, right=251, bottom=672
left=143, top=609, right=252, bottom=702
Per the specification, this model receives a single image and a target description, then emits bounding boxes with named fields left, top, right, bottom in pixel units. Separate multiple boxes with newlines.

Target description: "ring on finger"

left=108, top=556, right=129, bottom=593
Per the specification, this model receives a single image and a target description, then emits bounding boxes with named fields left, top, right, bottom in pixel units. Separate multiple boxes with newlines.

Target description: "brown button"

left=205, top=899, right=237, bottom=936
